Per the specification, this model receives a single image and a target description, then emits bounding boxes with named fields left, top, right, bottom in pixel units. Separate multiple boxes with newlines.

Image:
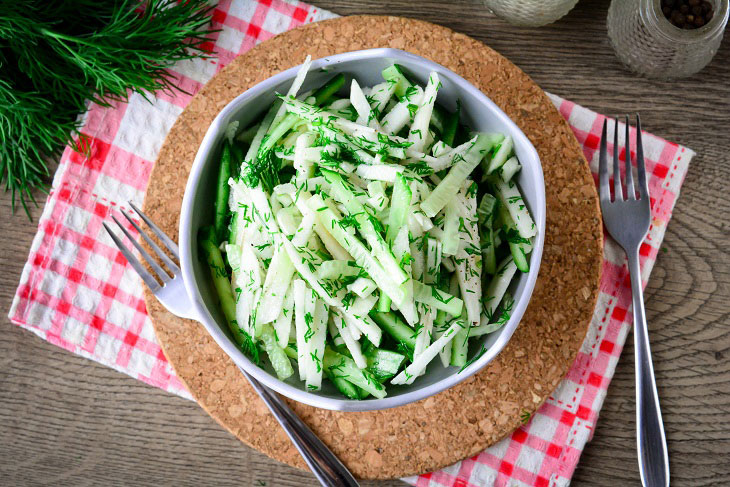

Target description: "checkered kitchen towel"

left=9, top=1, right=695, bottom=485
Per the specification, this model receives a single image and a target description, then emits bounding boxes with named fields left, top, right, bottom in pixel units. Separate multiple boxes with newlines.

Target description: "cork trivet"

left=142, top=15, right=602, bottom=479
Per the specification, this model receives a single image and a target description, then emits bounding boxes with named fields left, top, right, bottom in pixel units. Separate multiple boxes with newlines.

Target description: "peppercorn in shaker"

left=662, top=0, right=715, bottom=28
left=608, top=0, right=728, bottom=79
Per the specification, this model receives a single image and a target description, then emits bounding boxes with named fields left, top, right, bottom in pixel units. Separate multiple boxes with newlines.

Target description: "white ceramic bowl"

left=179, top=48, right=546, bottom=412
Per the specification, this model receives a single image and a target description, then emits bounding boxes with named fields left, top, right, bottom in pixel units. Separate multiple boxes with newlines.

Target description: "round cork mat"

left=142, top=15, right=602, bottom=479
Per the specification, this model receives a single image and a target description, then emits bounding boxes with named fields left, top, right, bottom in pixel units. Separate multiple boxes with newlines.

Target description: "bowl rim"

left=179, top=48, right=546, bottom=412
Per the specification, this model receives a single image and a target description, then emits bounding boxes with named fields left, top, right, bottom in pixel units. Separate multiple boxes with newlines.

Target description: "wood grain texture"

left=141, top=14, right=601, bottom=479
left=1, top=0, right=728, bottom=485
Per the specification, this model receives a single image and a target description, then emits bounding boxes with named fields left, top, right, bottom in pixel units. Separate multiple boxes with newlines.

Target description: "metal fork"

left=104, top=202, right=359, bottom=487
left=599, top=115, right=669, bottom=487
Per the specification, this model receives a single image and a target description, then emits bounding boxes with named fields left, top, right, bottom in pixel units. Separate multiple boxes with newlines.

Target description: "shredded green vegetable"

left=201, top=59, right=537, bottom=398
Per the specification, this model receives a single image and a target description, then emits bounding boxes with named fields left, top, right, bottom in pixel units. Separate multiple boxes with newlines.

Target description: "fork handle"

left=240, top=367, right=359, bottom=487
left=628, top=251, right=669, bottom=487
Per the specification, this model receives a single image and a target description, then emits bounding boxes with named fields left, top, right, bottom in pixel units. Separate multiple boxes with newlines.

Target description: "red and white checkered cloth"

left=8, top=1, right=695, bottom=485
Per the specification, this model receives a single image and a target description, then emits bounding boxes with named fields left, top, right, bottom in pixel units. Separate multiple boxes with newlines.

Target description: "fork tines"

left=103, top=203, right=180, bottom=293
left=598, top=114, right=649, bottom=203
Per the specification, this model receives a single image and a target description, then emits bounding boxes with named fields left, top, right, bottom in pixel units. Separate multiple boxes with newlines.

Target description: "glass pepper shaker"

left=484, top=0, right=580, bottom=27
left=607, top=0, right=729, bottom=79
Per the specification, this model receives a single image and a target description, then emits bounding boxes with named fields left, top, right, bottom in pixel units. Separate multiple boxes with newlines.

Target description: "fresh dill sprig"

left=520, top=410, right=532, bottom=425
left=241, top=149, right=282, bottom=193
left=0, top=0, right=218, bottom=217
left=458, top=343, right=488, bottom=373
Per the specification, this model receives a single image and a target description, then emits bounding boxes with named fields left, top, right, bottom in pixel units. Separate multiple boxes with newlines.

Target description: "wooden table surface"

left=1, top=0, right=728, bottom=485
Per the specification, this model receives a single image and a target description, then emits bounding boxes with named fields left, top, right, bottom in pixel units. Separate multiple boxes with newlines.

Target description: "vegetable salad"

left=198, top=57, right=536, bottom=399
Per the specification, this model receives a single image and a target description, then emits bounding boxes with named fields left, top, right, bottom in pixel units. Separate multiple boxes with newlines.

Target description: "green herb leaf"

left=1, top=0, right=218, bottom=217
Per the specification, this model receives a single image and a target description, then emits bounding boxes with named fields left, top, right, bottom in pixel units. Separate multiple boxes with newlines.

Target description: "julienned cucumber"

left=324, top=366, right=361, bottom=399
left=260, top=323, right=294, bottom=380
left=214, top=142, right=231, bottom=244
left=365, top=347, right=406, bottom=381
left=369, top=311, right=416, bottom=351
left=441, top=101, right=460, bottom=147
left=260, top=74, right=346, bottom=154
left=208, top=59, right=535, bottom=400
left=381, top=64, right=410, bottom=97
left=313, top=73, right=346, bottom=105
left=198, top=226, right=259, bottom=363
left=323, top=347, right=386, bottom=399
